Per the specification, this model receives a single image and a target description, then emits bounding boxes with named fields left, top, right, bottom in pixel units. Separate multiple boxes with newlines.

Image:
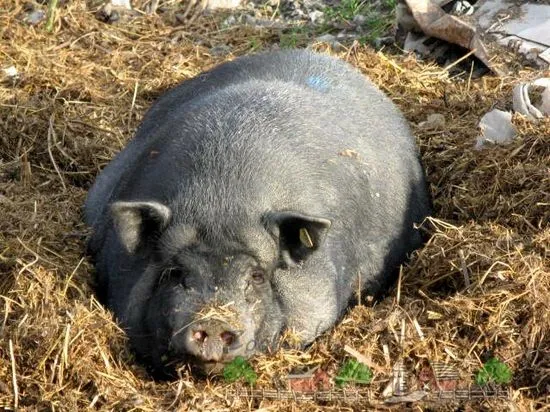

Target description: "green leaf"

left=223, top=356, right=257, bottom=386
left=475, top=358, right=513, bottom=385
left=335, top=359, right=373, bottom=388
left=233, top=356, right=247, bottom=368
left=243, top=369, right=258, bottom=385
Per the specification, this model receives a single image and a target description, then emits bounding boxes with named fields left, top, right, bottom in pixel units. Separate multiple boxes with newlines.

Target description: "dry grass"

left=1, top=1, right=549, bottom=410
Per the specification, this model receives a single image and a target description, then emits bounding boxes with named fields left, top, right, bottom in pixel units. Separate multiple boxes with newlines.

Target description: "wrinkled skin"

left=84, top=50, right=431, bottom=377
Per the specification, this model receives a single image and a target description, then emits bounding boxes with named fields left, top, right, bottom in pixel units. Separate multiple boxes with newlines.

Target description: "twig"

left=47, top=115, right=67, bottom=192
left=128, top=81, right=139, bottom=134
left=148, top=0, right=159, bottom=14
left=9, top=339, right=18, bottom=409
left=57, top=323, right=71, bottom=386
left=46, top=0, right=59, bottom=32
left=62, top=257, right=85, bottom=297
left=20, top=151, right=32, bottom=186
left=396, top=265, right=403, bottom=305
left=412, top=318, right=424, bottom=341
left=357, top=271, right=361, bottom=306
left=459, top=249, right=471, bottom=288
left=400, top=319, right=406, bottom=349
left=167, top=379, right=184, bottom=409
left=443, top=49, right=476, bottom=73
left=17, top=236, right=57, bottom=268
left=344, top=345, right=377, bottom=371
left=382, top=344, right=390, bottom=367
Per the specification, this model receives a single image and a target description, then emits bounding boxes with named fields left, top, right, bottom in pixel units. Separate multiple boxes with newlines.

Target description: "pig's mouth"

left=163, top=318, right=251, bottom=375
left=161, top=325, right=282, bottom=376
left=151, top=300, right=285, bottom=378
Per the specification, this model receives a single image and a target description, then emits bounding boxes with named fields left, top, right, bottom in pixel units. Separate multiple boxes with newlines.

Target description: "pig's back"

left=85, top=50, right=427, bottom=257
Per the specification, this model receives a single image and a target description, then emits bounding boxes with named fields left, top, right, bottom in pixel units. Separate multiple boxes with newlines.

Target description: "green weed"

left=335, top=359, right=373, bottom=387
left=475, top=358, right=513, bottom=385
left=223, top=356, right=258, bottom=385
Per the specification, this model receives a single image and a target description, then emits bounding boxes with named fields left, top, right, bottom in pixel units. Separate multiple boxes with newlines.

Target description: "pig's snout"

left=176, top=319, right=242, bottom=363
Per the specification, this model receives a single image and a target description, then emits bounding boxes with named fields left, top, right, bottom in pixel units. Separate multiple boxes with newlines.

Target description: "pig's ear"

left=110, top=201, right=172, bottom=254
left=266, top=211, right=331, bottom=267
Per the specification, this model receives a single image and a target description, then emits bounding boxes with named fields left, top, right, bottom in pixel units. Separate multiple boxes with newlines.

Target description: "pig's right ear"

left=110, top=201, right=172, bottom=254
left=265, top=211, right=331, bottom=267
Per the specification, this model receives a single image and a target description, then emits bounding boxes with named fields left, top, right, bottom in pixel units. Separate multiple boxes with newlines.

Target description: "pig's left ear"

left=110, top=201, right=172, bottom=254
left=266, top=211, right=331, bottom=267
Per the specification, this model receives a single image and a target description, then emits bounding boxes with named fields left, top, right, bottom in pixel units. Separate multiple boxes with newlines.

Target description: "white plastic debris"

left=451, top=0, right=474, bottom=16
left=475, top=109, right=516, bottom=150
left=23, top=9, right=46, bottom=25
left=400, top=0, right=550, bottom=73
left=222, top=15, right=237, bottom=27
left=476, top=77, right=549, bottom=149
left=3, top=66, right=18, bottom=78
left=309, top=10, right=324, bottom=24
left=352, top=14, right=366, bottom=25
left=206, top=0, right=242, bottom=9
left=512, top=78, right=550, bottom=121
left=475, top=0, right=550, bottom=69
left=110, top=0, right=132, bottom=9
left=2, top=66, right=19, bottom=84
left=540, top=83, right=550, bottom=115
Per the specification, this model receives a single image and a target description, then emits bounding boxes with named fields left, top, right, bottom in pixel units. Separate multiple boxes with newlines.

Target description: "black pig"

left=84, top=49, right=431, bottom=377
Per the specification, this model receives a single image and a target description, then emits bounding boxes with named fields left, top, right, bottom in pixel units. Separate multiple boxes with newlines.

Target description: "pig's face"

left=110, top=201, right=332, bottom=376
left=144, top=250, right=283, bottom=373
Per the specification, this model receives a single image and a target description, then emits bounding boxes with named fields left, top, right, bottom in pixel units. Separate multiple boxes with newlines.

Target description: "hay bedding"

left=0, top=1, right=548, bottom=410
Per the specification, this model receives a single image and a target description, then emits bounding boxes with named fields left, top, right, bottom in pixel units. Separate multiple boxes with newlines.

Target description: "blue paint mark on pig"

left=306, top=75, right=330, bottom=92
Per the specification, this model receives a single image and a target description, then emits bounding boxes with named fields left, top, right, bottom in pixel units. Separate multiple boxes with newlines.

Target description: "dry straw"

left=1, top=1, right=548, bottom=410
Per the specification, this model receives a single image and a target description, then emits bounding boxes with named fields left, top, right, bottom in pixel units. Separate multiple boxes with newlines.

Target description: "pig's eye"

left=250, top=268, right=266, bottom=284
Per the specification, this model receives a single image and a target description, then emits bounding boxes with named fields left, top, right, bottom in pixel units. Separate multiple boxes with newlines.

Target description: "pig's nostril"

left=192, top=330, right=208, bottom=343
left=220, top=331, right=236, bottom=346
